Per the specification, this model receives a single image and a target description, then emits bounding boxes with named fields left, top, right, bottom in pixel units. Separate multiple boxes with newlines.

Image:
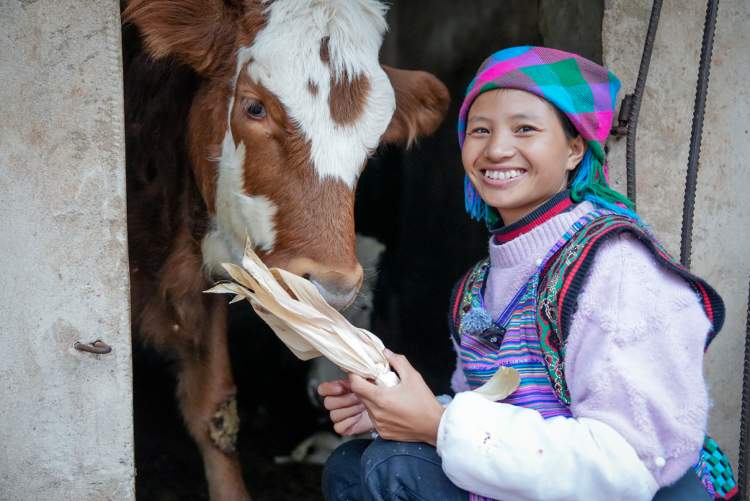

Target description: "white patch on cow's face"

left=202, top=131, right=279, bottom=274
left=242, top=0, right=395, bottom=188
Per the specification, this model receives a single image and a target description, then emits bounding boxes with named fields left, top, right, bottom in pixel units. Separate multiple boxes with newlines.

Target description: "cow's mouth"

left=311, top=279, right=360, bottom=311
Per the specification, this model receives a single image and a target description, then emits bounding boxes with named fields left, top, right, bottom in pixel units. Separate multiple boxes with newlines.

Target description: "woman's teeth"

left=484, top=169, right=525, bottom=181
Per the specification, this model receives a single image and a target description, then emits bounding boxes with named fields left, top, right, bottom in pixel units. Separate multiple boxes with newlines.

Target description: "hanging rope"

left=624, top=0, right=663, bottom=210
left=673, top=0, right=749, bottom=495
left=740, top=279, right=750, bottom=500
left=622, top=1, right=748, bottom=494
left=679, top=0, right=719, bottom=269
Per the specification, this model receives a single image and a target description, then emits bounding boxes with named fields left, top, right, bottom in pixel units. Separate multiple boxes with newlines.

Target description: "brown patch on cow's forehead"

left=320, top=36, right=330, bottom=64
left=307, top=80, right=318, bottom=96
left=329, top=72, right=370, bottom=126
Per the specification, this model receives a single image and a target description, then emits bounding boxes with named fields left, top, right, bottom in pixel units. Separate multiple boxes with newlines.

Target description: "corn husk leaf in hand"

left=205, top=238, right=399, bottom=387
left=205, top=238, right=520, bottom=400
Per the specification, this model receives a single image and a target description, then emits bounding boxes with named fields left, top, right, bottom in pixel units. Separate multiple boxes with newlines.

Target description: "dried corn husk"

left=206, top=239, right=398, bottom=387
left=205, top=238, right=519, bottom=399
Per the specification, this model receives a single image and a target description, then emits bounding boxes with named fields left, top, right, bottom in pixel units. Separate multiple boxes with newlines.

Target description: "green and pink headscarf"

left=458, top=46, right=635, bottom=223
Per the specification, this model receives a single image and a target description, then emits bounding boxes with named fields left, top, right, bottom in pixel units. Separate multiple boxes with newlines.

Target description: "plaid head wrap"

left=458, top=46, right=634, bottom=223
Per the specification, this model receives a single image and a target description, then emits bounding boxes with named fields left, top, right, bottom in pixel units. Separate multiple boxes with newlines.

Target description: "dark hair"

left=555, top=107, right=579, bottom=140
left=551, top=106, right=583, bottom=186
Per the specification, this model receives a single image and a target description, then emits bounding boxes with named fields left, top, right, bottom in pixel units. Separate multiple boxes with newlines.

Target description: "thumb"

left=349, top=372, right=377, bottom=399
left=384, top=348, right=412, bottom=377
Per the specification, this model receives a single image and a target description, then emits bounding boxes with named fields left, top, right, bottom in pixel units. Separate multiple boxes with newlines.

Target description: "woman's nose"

left=484, top=133, right=514, bottom=162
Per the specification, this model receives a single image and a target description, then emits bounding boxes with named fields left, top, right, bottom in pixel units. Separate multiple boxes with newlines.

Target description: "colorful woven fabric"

left=449, top=207, right=735, bottom=500
left=534, top=212, right=733, bottom=500
left=451, top=210, right=609, bottom=417
left=457, top=46, right=634, bottom=223
left=456, top=257, right=573, bottom=421
left=535, top=213, right=725, bottom=406
left=695, top=436, right=740, bottom=499
left=458, top=46, right=619, bottom=149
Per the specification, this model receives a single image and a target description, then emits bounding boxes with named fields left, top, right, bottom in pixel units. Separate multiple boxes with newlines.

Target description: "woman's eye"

left=470, top=127, right=490, bottom=135
left=516, top=125, right=536, bottom=133
left=244, top=100, right=266, bottom=119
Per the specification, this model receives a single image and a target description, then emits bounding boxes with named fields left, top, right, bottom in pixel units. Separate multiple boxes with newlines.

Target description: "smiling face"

left=461, top=89, right=585, bottom=225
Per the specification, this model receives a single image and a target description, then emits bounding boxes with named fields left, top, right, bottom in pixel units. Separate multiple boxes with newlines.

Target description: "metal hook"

left=74, top=340, right=112, bottom=355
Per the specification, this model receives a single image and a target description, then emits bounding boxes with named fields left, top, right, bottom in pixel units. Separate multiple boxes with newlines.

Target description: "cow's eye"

left=244, top=100, right=266, bottom=119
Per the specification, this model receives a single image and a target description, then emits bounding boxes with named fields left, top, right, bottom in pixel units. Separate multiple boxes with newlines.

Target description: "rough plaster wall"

left=540, top=0, right=603, bottom=62
left=604, top=0, right=749, bottom=483
left=0, top=0, right=135, bottom=499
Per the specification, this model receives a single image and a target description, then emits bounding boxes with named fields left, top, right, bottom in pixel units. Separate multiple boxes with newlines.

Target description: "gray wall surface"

left=0, top=0, right=135, bottom=499
left=604, top=0, right=749, bottom=488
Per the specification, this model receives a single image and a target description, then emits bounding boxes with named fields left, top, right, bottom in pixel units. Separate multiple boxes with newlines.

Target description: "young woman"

left=318, top=46, right=738, bottom=501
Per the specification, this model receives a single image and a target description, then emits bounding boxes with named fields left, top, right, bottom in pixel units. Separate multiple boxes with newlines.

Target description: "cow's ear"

left=123, top=0, right=239, bottom=76
left=380, top=65, right=450, bottom=147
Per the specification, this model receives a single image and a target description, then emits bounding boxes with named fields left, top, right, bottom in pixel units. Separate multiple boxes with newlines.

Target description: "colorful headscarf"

left=458, top=46, right=635, bottom=224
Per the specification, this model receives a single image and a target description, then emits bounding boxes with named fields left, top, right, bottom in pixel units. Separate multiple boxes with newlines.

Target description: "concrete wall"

left=604, top=0, right=749, bottom=486
left=540, top=0, right=603, bottom=62
left=0, top=0, right=135, bottom=499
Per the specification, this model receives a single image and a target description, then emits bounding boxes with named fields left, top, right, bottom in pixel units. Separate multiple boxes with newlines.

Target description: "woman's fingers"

left=319, top=377, right=376, bottom=436
left=333, top=412, right=366, bottom=436
left=329, top=403, right=366, bottom=423
left=317, top=379, right=350, bottom=397
left=323, top=392, right=361, bottom=411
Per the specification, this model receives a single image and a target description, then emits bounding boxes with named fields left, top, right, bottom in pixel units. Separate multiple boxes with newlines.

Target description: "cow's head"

left=124, top=0, right=449, bottom=309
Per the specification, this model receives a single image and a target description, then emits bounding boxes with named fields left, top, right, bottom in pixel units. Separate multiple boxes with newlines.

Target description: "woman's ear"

left=567, top=136, right=586, bottom=172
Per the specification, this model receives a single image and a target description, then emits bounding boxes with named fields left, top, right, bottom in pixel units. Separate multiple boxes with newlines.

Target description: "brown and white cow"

left=123, top=0, right=449, bottom=498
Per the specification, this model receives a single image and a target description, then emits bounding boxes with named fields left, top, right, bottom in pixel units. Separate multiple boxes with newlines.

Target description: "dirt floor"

left=133, top=304, right=332, bottom=501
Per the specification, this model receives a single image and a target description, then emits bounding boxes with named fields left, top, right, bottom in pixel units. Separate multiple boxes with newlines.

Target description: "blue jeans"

left=322, top=438, right=468, bottom=500
left=322, top=439, right=711, bottom=501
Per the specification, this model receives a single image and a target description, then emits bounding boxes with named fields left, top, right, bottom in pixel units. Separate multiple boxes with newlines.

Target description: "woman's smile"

left=480, top=167, right=528, bottom=186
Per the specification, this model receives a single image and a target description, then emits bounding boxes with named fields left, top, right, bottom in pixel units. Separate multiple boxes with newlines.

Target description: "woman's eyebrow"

left=508, top=112, right=542, bottom=120
left=468, top=112, right=543, bottom=123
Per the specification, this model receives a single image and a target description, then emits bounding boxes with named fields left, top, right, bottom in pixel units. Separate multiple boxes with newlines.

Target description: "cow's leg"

left=175, top=295, right=251, bottom=501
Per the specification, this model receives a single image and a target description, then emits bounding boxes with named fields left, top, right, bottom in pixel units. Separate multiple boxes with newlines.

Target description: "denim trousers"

left=321, top=438, right=711, bottom=501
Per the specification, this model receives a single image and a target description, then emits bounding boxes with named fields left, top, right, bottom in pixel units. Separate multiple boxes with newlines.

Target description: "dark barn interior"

left=124, top=1, right=602, bottom=499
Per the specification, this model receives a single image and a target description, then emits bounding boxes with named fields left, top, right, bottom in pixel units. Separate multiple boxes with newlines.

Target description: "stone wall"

left=0, top=0, right=135, bottom=499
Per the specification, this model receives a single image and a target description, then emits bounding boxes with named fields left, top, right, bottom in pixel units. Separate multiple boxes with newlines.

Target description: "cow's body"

left=123, top=1, right=448, bottom=498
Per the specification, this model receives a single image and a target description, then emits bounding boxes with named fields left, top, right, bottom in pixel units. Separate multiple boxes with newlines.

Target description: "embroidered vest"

left=449, top=211, right=738, bottom=500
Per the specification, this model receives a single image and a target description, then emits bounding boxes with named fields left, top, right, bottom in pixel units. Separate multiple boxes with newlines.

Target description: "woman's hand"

left=318, top=379, right=374, bottom=436
left=349, top=350, right=445, bottom=446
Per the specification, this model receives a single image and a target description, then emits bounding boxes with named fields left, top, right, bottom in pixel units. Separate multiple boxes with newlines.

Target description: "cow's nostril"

left=284, top=258, right=363, bottom=310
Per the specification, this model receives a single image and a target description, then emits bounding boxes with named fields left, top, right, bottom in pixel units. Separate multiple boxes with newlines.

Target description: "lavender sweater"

left=442, top=203, right=710, bottom=498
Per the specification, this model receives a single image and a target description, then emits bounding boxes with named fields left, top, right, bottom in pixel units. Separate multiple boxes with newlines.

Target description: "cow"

left=122, top=0, right=449, bottom=499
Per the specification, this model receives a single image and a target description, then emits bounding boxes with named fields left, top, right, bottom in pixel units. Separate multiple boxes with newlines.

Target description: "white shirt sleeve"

left=436, top=391, right=658, bottom=501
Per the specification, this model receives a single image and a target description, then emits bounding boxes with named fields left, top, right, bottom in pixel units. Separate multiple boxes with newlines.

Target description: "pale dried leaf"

left=229, top=294, right=245, bottom=304
left=473, top=366, right=521, bottom=401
